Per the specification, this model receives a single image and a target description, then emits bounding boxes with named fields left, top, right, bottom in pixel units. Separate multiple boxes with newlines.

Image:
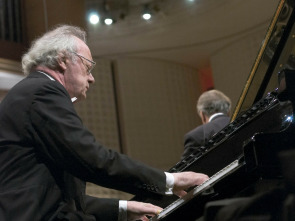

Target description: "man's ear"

left=200, top=111, right=207, bottom=124
left=57, top=55, right=67, bottom=73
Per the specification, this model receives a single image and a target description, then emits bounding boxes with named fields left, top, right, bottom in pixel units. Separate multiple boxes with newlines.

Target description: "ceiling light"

left=89, top=13, right=99, bottom=25
left=142, top=13, right=151, bottom=20
left=142, top=5, right=152, bottom=20
left=104, top=18, right=113, bottom=25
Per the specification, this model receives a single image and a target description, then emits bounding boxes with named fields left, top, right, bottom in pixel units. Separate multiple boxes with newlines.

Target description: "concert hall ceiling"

left=84, top=0, right=280, bottom=69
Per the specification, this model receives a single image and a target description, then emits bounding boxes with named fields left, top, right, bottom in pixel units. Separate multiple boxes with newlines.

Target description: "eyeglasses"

left=72, top=52, right=96, bottom=74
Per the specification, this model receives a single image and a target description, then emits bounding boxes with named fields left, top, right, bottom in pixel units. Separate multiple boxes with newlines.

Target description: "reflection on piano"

left=134, top=0, right=295, bottom=220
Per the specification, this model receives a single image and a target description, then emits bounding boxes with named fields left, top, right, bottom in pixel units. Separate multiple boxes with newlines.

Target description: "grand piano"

left=133, top=0, right=295, bottom=220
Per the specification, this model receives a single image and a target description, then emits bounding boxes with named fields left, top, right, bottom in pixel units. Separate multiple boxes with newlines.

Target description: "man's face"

left=63, top=38, right=95, bottom=102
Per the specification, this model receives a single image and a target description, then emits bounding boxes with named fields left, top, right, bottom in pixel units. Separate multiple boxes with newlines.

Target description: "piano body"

left=133, top=0, right=295, bottom=220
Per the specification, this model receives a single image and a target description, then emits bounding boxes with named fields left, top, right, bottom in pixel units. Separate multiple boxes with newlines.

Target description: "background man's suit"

left=0, top=72, right=166, bottom=221
left=181, top=114, right=230, bottom=159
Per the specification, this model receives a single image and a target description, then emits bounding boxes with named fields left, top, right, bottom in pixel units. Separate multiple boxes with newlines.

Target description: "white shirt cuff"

left=118, top=173, right=174, bottom=221
left=165, top=172, right=174, bottom=195
left=118, top=200, right=127, bottom=221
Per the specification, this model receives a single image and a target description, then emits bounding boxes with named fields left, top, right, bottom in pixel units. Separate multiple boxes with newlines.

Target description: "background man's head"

left=197, top=89, right=231, bottom=124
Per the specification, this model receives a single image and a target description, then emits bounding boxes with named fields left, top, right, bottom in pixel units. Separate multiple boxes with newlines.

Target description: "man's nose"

left=88, top=73, right=95, bottom=83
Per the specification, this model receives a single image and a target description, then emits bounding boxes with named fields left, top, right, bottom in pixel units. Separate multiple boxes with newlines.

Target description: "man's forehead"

left=75, top=37, right=91, bottom=56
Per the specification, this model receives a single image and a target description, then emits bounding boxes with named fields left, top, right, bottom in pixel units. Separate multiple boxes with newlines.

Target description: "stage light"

left=142, top=12, right=151, bottom=20
left=104, top=18, right=113, bottom=25
left=89, top=13, right=99, bottom=25
left=142, top=5, right=152, bottom=20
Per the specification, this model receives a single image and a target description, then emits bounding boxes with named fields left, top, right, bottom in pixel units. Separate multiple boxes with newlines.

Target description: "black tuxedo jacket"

left=181, top=114, right=230, bottom=159
left=0, top=72, right=166, bottom=221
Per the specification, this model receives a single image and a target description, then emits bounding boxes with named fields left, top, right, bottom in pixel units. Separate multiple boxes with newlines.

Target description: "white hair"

left=22, top=25, right=87, bottom=76
left=197, top=89, right=231, bottom=116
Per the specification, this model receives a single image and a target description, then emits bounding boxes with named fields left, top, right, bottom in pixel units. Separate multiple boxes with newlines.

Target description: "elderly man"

left=0, top=25, right=208, bottom=221
left=181, top=89, right=231, bottom=160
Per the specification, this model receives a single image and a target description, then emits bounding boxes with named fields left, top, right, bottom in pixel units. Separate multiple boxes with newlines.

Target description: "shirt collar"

left=37, top=71, right=55, bottom=81
left=209, top=113, right=225, bottom=122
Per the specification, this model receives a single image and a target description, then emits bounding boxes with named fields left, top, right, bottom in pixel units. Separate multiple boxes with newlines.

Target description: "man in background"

left=181, top=89, right=231, bottom=159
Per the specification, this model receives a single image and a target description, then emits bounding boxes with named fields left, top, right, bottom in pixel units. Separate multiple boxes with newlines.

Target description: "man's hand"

left=172, top=171, right=209, bottom=197
left=127, top=201, right=163, bottom=221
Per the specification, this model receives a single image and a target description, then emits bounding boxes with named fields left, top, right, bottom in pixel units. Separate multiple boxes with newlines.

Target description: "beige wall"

left=114, top=58, right=201, bottom=169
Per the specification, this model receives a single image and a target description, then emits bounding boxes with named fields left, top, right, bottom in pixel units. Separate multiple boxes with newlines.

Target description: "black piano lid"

left=232, top=0, right=295, bottom=120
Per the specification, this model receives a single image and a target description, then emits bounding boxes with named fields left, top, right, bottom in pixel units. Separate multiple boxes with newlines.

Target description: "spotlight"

left=142, top=13, right=151, bottom=20
left=89, top=13, right=99, bottom=25
left=104, top=18, right=113, bottom=25
left=142, top=5, right=152, bottom=20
